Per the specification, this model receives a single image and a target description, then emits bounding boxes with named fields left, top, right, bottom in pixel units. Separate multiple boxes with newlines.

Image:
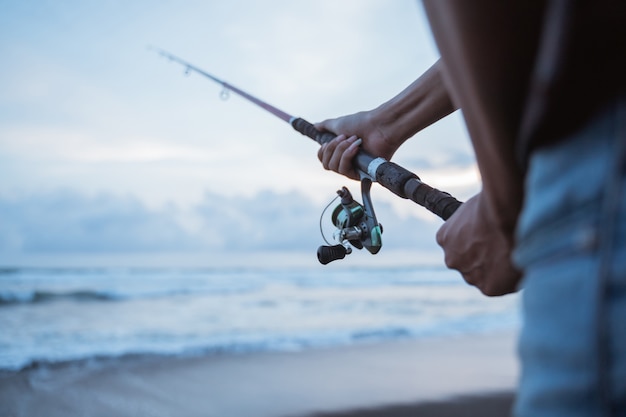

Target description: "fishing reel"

left=318, top=178, right=382, bottom=264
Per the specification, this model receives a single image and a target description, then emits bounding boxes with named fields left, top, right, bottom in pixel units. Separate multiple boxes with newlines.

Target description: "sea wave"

left=0, top=290, right=123, bottom=305
left=0, top=286, right=256, bottom=306
left=0, top=321, right=520, bottom=373
left=0, top=266, right=522, bottom=372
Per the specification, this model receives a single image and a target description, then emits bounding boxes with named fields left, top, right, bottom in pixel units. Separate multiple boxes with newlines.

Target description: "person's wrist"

left=369, top=105, right=408, bottom=154
left=477, top=189, right=519, bottom=240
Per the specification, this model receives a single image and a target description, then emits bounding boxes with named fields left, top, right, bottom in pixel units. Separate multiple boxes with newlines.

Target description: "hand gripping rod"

left=153, top=47, right=462, bottom=220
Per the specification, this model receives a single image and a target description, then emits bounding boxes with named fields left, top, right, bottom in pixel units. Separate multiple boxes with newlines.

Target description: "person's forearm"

left=315, top=60, right=457, bottom=166
left=423, top=1, right=544, bottom=233
left=371, top=59, right=457, bottom=148
left=315, top=61, right=458, bottom=179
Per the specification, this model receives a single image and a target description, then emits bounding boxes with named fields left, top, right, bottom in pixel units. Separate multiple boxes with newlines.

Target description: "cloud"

left=0, top=1, right=474, bottom=270
left=0, top=126, right=215, bottom=163
left=193, top=188, right=443, bottom=253
left=225, top=191, right=446, bottom=256
left=0, top=187, right=443, bottom=257
left=194, top=190, right=322, bottom=251
left=0, top=1, right=473, bottom=213
left=0, top=190, right=201, bottom=253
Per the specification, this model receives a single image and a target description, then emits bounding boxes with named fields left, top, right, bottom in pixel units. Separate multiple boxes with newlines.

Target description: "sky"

left=0, top=1, right=479, bottom=267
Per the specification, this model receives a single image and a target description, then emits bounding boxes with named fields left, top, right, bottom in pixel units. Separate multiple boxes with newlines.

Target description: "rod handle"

left=375, top=161, right=462, bottom=221
left=291, top=117, right=463, bottom=220
left=403, top=178, right=462, bottom=220
left=291, top=117, right=336, bottom=145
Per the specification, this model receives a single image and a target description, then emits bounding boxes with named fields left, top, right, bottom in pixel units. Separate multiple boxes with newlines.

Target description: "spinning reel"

left=317, top=178, right=383, bottom=264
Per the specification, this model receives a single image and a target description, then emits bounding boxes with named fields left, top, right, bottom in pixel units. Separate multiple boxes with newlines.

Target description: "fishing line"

left=319, top=194, right=340, bottom=246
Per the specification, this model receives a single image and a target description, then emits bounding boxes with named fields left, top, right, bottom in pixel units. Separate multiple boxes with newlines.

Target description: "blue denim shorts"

left=513, top=97, right=626, bottom=416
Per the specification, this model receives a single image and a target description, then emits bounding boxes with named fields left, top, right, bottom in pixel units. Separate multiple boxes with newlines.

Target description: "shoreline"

left=0, top=331, right=519, bottom=417
left=0, top=325, right=519, bottom=374
left=0, top=249, right=446, bottom=270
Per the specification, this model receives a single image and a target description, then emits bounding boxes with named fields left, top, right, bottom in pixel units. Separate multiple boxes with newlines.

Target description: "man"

left=316, top=1, right=626, bottom=415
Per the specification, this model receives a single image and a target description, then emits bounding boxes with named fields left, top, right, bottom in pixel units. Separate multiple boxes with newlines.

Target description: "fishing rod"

left=152, top=47, right=462, bottom=264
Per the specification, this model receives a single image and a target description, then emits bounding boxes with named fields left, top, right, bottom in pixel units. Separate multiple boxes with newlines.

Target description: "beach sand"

left=0, top=331, right=519, bottom=417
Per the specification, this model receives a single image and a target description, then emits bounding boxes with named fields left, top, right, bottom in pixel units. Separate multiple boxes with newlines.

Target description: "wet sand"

left=309, top=392, right=515, bottom=417
left=0, top=332, right=519, bottom=417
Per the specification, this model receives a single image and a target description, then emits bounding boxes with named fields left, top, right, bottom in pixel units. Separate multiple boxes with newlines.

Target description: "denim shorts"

left=513, top=97, right=626, bottom=417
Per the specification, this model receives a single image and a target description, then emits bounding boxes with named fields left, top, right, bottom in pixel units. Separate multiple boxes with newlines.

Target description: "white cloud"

left=0, top=126, right=214, bottom=163
left=0, top=190, right=200, bottom=253
left=0, top=1, right=476, bottom=267
left=0, top=187, right=443, bottom=258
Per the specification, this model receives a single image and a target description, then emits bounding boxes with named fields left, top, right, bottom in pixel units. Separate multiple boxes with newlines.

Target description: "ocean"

left=0, top=264, right=520, bottom=372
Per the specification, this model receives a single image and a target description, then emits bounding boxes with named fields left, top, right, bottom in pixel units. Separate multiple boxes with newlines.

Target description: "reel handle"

left=317, top=245, right=348, bottom=265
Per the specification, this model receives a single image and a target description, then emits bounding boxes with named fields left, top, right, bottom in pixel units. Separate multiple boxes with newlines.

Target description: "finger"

left=338, top=137, right=362, bottom=179
left=327, top=135, right=357, bottom=173
left=435, top=222, right=448, bottom=248
left=317, top=143, right=325, bottom=163
left=459, top=267, right=483, bottom=289
left=314, top=119, right=331, bottom=132
left=319, top=135, right=346, bottom=169
left=314, top=118, right=339, bottom=134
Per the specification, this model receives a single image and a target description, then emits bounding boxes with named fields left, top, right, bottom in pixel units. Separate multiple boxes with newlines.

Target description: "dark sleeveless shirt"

left=517, top=0, right=626, bottom=167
